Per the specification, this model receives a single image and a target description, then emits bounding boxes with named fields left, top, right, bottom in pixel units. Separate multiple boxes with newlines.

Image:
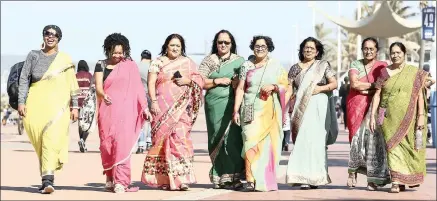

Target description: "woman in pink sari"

left=95, top=33, right=152, bottom=193
left=141, top=34, right=204, bottom=191
left=346, top=37, right=390, bottom=190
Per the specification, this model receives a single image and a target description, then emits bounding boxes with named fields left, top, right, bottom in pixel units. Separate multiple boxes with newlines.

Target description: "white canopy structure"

left=314, top=1, right=422, bottom=38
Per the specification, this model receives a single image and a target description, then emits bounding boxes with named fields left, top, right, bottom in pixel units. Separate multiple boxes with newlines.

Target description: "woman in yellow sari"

left=18, top=25, right=79, bottom=194
left=370, top=42, right=428, bottom=193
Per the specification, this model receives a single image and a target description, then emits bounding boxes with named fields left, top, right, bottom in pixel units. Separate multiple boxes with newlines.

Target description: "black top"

left=94, top=60, right=113, bottom=82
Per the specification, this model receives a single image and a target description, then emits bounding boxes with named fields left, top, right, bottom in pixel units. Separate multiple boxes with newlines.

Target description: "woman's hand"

left=144, top=109, right=153, bottom=121
left=103, top=94, right=112, bottom=105
left=416, top=115, right=425, bottom=130
left=151, top=102, right=161, bottom=116
left=233, top=112, right=240, bottom=126
left=312, top=86, right=322, bottom=95
left=71, top=108, right=78, bottom=122
left=174, top=77, right=192, bottom=86
left=215, top=77, right=232, bottom=86
left=369, top=117, right=376, bottom=134
left=18, top=104, right=26, bottom=117
left=260, top=84, right=275, bottom=96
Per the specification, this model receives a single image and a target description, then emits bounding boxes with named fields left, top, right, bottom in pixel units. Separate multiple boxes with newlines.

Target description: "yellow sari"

left=23, top=52, right=79, bottom=176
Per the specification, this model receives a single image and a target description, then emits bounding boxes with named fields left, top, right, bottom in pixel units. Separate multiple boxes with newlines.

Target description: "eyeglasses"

left=44, top=30, right=59, bottom=38
left=362, top=48, right=376, bottom=52
left=304, top=46, right=316, bottom=51
left=254, top=45, right=267, bottom=50
left=217, top=41, right=231, bottom=45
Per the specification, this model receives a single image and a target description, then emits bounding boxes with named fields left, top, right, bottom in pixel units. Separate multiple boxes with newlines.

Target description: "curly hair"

left=103, top=33, right=131, bottom=59
left=159, top=33, right=187, bottom=57
left=298, top=37, right=324, bottom=62
left=249, top=35, right=275, bottom=52
left=210, top=30, right=237, bottom=55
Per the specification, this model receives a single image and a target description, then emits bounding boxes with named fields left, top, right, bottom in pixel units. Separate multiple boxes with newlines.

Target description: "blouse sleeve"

left=149, top=59, right=161, bottom=73
left=238, top=61, right=251, bottom=81
left=324, top=61, right=335, bottom=79
left=198, top=56, right=213, bottom=78
left=18, top=51, right=34, bottom=105
left=94, top=61, right=103, bottom=73
left=349, top=60, right=360, bottom=75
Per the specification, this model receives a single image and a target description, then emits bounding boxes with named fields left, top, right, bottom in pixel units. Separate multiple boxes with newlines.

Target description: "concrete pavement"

left=1, top=108, right=436, bottom=200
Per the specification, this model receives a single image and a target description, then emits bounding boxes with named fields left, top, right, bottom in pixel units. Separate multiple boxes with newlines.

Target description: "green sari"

left=199, top=54, right=245, bottom=186
left=376, top=65, right=428, bottom=186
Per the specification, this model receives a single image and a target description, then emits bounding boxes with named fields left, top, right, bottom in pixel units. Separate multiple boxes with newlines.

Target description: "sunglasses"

left=44, top=30, right=59, bottom=38
left=217, top=41, right=231, bottom=45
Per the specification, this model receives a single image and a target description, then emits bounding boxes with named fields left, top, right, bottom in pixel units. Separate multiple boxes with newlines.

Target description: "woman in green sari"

left=370, top=42, right=428, bottom=193
left=199, top=30, right=245, bottom=189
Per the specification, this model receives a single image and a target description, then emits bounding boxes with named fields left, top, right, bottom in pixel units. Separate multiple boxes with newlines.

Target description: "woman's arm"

left=148, top=72, right=158, bottom=102
left=425, top=76, right=436, bottom=88
left=317, top=77, right=338, bottom=93
left=349, top=70, right=374, bottom=91
left=94, top=72, right=104, bottom=97
left=370, top=88, right=381, bottom=118
left=18, top=52, right=34, bottom=105
left=233, top=80, right=245, bottom=114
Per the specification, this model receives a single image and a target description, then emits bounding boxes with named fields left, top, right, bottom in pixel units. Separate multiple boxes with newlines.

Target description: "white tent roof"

left=314, top=1, right=422, bottom=38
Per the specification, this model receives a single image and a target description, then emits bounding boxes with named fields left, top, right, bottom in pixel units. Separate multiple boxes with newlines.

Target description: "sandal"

left=159, top=184, right=170, bottom=191
left=389, top=184, right=400, bottom=193
left=300, top=184, right=310, bottom=190
left=347, top=173, right=357, bottom=188
left=242, top=182, right=255, bottom=192
left=367, top=182, right=378, bottom=191
left=399, top=185, right=406, bottom=192
left=105, top=181, right=114, bottom=192
left=180, top=184, right=189, bottom=191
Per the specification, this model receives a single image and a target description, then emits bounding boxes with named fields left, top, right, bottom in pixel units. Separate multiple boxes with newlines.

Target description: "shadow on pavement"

left=1, top=186, right=39, bottom=194
left=277, top=183, right=367, bottom=191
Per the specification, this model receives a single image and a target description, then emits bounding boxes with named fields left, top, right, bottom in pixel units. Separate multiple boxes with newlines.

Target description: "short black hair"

left=211, top=29, right=237, bottom=55
left=389, top=42, right=407, bottom=54
left=159, top=33, right=187, bottom=57
left=103, top=33, right=131, bottom=59
left=361, top=37, right=379, bottom=51
left=298, top=37, right=324, bottom=62
left=249, top=35, right=275, bottom=52
left=141, top=50, right=152, bottom=60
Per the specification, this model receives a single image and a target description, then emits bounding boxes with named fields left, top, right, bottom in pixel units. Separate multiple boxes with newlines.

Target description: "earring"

left=41, top=42, right=45, bottom=49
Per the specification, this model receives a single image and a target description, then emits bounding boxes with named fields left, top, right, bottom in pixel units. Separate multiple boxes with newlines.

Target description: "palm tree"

left=315, top=23, right=339, bottom=71
left=339, top=1, right=420, bottom=61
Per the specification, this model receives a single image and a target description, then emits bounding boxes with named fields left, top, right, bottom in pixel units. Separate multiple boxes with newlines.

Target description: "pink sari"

left=141, top=57, right=204, bottom=190
left=346, top=60, right=387, bottom=142
left=98, top=59, right=147, bottom=189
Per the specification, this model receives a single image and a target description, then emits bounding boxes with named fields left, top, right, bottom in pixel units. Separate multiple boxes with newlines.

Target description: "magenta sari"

left=98, top=59, right=147, bottom=189
left=141, top=57, right=204, bottom=190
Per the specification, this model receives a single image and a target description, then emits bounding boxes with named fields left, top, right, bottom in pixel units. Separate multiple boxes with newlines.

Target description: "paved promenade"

left=1, top=107, right=436, bottom=200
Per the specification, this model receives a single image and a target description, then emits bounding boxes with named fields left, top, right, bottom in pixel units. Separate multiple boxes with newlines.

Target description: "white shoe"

left=113, top=184, right=125, bottom=193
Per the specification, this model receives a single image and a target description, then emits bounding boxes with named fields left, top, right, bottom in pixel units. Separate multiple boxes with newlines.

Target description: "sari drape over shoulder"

left=98, top=60, right=147, bottom=188
left=286, top=60, right=338, bottom=186
left=199, top=54, right=246, bottom=186
left=346, top=60, right=390, bottom=185
left=375, top=65, right=428, bottom=186
left=24, top=52, right=79, bottom=176
left=141, top=57, right=204, bottom=190
left=239, top=58, right=288, bottom=192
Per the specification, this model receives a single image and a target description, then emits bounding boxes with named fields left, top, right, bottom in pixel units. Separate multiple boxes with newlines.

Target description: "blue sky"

left=1, top=1, right=422, bottom=64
